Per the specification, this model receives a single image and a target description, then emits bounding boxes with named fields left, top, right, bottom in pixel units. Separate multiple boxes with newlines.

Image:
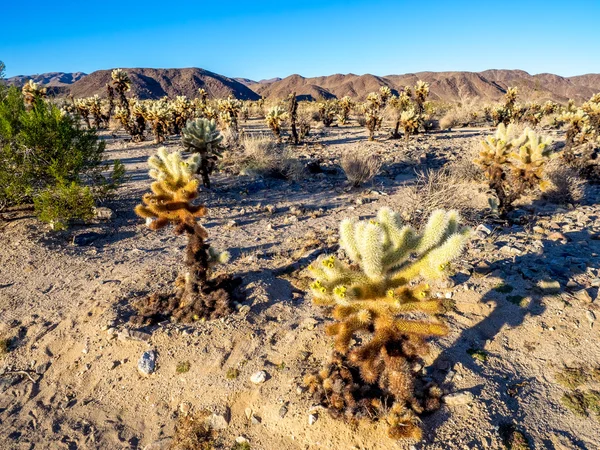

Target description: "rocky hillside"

left=252, top=70, right=600, bottom=102
left=6, top=72, right=87, bottom=87
left=68, top=68, right=260, bottom=100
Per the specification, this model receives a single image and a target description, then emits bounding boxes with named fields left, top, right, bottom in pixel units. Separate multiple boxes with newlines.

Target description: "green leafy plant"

left=34, top=181, right=95, bottom=230
left=305, top=208, right=470, bottom=440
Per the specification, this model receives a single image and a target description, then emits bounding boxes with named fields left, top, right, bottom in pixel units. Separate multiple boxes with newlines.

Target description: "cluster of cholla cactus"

left=304, top=208, right=470, bottom=440
left=318, top=99, right=338, bottom=127
left=491, top=87, right=519, bottom=126
left=556, top=93, right=600, bottom=181
left=132, top=148, right=237, bottom=324
left=217, top=96, right=242, bottom=131
left=389, top=90, right=412, bottom=138
left=21, top=80, right=47, bottom=109
left=336, top=96, right=355, bottom=125
left=71, top=94, right=113, bottom=129
left=182, top=118, right=223, bottom=188
left=144, top=99, right=172, bottom=144
left=474, top=123, right=553, bottom=215
left=265, top=105, right=289, bottom=142
left=110, top=69, right=146, bottom=141
left=363, top=92, right=384, bottom=141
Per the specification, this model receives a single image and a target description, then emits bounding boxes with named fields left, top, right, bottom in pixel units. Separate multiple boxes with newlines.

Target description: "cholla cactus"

left=265, top=105, right=288, bottom=142
left=145, top=100, right=172, bottom=144
left=475, top=124, right=553, bottom=215
left=390, top=91, right=412, bottom=138
left=318, top=99, right=337, bottom=127
left=400, top=108, right=420, bottom=142
left=171, top=96, right=192, bottom=134
left=182, top=118, right=223, bottom=188
left=379, top=86, right=392, bottom=107
left=74, top=98, right=92, bottom=128
left=217, top=96, right=242, bottom=131
left=134, top=148, right=233, bottom=323
left=22, top=80, right=47, bottom=109
left=414, top=81, right=429, bottom=114
left=336, top=96, right=355, bottom=125
left=305, top=208, right=470, bottom=440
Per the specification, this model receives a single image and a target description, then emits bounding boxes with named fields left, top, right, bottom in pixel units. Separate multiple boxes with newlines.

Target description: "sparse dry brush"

left=340, top=149, right=382, bottom=187
left=305, top=208, right=470, bottom=440
left=132, top=148, right=240, bottom=325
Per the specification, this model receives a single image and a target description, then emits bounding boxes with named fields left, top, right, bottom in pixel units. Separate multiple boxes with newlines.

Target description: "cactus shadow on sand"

left=422, top=228, right=598, bottom=447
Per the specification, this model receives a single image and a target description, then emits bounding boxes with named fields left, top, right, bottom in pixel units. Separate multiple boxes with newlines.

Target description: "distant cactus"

left=144, top=99, right=172, bottom=144
left=400, top=108, right=420, bottom=142
left=22, top=80, right=47, bottom=109
left=288, top=92, right=299, bottom=144
left=336, top=96, right=355, bottom=125
left=475, top=124, right=553, bottom=215
left=378, top=86, right=393, bottom=107
left=390, top=91, right=412, bottom=138
left=217, top=96, right=242, bottom=131
left=305, top=208, right=470, bottom=440
left=133, top=148, right=235, bottom=323
left=182, top=118, right=223, bottom=188
left=413, top=81, right=429, bottom=115
left=265, top=105, right=288, bottom=142
left=318, top=99, right=337, bottom=127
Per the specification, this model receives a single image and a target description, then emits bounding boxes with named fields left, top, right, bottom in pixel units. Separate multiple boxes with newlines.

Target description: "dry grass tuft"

left=340, top=149, right=382, bottom=187
left=401, top=169, right=482, bottom=227
left=170, top=410, right=217, bottom=450
left=224, top=135, right=303, bottom=181
left=447, top=140, right=485, bottom=182
left=543, top=159, right=585, bottom=205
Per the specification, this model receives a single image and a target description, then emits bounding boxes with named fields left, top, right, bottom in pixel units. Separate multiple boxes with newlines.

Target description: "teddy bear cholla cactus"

left=475, top=124, right=553, bottom=215
left=336, top=96, right=355, bottom=125
left=182, top=118, right=223, bottom=189
left=22, top=80, right=47, bottom=109
left=145, top=100, right=172, bottom=144
left=305, top=208, right=470, bottom=440
left=265, top=105, right=288, bottom=142
left=132, top=148, right=236, bottom=324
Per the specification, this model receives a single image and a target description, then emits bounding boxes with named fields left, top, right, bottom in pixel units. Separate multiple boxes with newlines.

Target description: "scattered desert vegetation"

left=1, top=60, right=600, bottom=449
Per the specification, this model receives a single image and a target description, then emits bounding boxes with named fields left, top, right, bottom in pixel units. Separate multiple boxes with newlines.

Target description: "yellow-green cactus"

left=182, top=118, right=223, bottom=188
left=265, top=105, right=288, bottom=141
left=306, top=208, right=470, bottom=440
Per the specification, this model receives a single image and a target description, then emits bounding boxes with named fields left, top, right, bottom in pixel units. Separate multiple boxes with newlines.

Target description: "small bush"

left=402, top=169, right=481, bottom=227
left=543, top=159, right=585, bottom=205
left=340, top=149, right=381, bottom=187
left=227, top=135, right=303, bottom=181
left=0, top=86, right=123, bottom=223
left=171, top=411, right=216, bottom=450
left=33, top=182, right=95, bottom=231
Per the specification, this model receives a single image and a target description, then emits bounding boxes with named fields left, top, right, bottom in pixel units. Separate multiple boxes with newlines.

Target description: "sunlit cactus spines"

left=318, top=99, right=337, bottom=127
left=111, top=69, right=131, bottom=92
left=22, top=80, right=47, bottom=109
left=305, top=208, right=470, bottom=440
left=265, top=105, right=288, bottom=142
left=217, top=96, right=242, bottom=131
left=379, top=86, right=392, bottom=107
left=400, top=108, right=420, bottom=142
left=336, top=96, right=355, bottom=125
left=414, top=80, right=429, bottom=110
left=475, top=124, right=553, bottom=215
left=144, top=99, right=172, bottom=144
left=182, top=118, right=223, bottom=188
left=133, top=147, right=233, bottom=323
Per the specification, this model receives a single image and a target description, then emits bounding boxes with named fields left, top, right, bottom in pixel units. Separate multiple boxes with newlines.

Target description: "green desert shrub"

left=0, top=86, right=123, bottom=226
left=33, top=181, right=96, bottom=230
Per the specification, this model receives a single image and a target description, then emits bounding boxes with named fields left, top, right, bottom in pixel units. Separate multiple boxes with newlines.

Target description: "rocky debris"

left=93, top=207, right=115, bottom=221
left=279, top=403, right=289, bottom=418
left=308, top=413, right=318, bottom=425
left=137, top=350, right=156, bottom=376
left=250, top=370, right=268, bottom=384
left=143, top=438, right=173, bottom=450
left=72, top=232, right=102, bottom=246
left=443, top=391, right=475, bottom=406
left=207, top=413, right=229, bottom=430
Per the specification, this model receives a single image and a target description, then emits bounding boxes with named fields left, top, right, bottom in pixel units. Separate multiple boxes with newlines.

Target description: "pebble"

left=279, top=404, right=289, bottom=418
left=301, top=318, right=318, bottom=330
left=137, top=350, right=156, bottom=376
left=72, top=232, right=102, bottom=246
left=93, top=207, right=115, bottom=221
left=575, top=289, right=593, bottom=303
left=207, top=413, right=229, bottom=430
left=443, top=391, right=474, bottom=406
left=586, top=310, right=596, bottom=324
left=250, top=371, right=267, bottom=384
left=308, top=413, right=318, bottom=425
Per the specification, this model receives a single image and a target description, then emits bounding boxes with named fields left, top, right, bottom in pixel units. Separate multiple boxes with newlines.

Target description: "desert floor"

left=1, top=119, right=600, bottom=450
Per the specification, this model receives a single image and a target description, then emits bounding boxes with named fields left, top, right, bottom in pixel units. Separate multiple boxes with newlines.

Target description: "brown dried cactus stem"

left=289, top=92, right=299, bottom=145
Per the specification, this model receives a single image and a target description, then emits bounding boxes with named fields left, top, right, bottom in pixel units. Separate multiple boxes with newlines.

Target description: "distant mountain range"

left=5, top=68, right=600, bottom=103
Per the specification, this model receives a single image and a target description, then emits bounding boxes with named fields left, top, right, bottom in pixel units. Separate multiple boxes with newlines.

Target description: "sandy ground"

left=1, top=119, right=600, bottom=450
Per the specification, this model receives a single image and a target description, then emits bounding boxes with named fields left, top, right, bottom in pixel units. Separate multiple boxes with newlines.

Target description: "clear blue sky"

left=1, top=0, right=599, bottom=79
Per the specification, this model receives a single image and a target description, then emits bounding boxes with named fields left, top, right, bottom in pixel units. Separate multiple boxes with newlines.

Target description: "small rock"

left=476, top=224, right=493, bottom=235
left=443, top=391, right=474, bottom=406
left=207, top=413, right=229, bottom=430
left=538, top=280, right=561, bottom=293
left=301, top=318, right=318, bottom=330
left=308, top=413, right=318, bottom=425
left=143, top=438, right=173, bottom=450
left=586, top=310, right=596, bottom=324
left=225, top=220, right=238, bottom=229
left=93, top=207, right=115, bottom=221
left=548, top=232, right=568, bottom=242
left=72, top=232, right=102, bottom=246
left=575, top=289, right=593, bottom=303
left=129, top=330, right=152, bottom=342
left=244, top=408, right=253, bottom=420
left=235, top=436, right=249, bottom=444
left=279, top=404, right=289, bottom=418
left=251, top=415, right=261, bottom=425
left=137, top=350, right=156, bottom=376
left=250, top=371, right=268, bottom=384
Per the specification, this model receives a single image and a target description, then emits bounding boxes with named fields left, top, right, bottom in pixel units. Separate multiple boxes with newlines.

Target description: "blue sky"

left=1, top=0, right=599, bottom=79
